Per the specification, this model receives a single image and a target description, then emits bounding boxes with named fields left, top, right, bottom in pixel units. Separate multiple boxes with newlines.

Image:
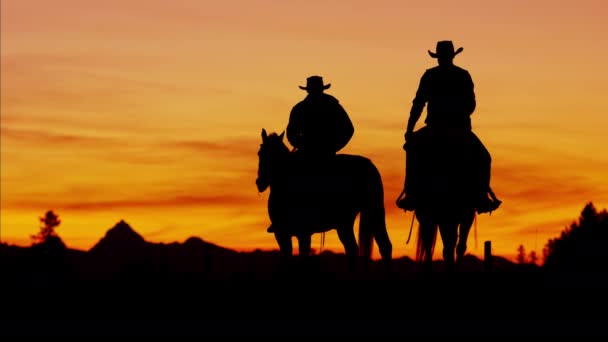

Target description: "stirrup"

left=477, top=197, right=502, bottom=214
left=396, top=194, right=416, bottom=211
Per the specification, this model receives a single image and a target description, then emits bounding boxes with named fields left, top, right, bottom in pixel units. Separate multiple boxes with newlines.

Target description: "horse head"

left=256, top=128, right=289, bottom=193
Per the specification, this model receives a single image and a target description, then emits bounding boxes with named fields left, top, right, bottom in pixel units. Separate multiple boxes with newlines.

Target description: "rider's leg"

left=470, top=132, right=501, bottom=213
left=398, top=142, right=417, bottom=210
left=468, top=132, right=490, bottom=193
left=398, top=127, right=429, bottom=210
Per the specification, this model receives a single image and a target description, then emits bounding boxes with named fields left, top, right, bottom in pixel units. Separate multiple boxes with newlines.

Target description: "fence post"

left=484, top=240, right=492, bottom=272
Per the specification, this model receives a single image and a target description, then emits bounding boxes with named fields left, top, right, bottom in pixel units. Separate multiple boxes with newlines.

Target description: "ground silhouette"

left=1, top=210, right=607, bottom=337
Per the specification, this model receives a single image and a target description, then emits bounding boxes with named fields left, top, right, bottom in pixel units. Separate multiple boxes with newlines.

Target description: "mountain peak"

left=89, top=220, right=146, bottom=254
left=106, top=220, right=143, bottom=241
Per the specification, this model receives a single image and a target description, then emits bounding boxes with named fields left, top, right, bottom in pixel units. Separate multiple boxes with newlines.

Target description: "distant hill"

left=1, top=219, right=529, bottom=287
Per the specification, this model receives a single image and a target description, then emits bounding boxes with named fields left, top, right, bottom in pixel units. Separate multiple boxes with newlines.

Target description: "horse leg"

left=295, top=233, right=317, bottom=276
left=273, top=232, right=294, bottom=278
left=438, top=222, right=458, bottom=273
left=297, top=233, right=312, bottom=257
left=359, top=204, right=392, bottom=267
left=274, top=231, right=293, bottom=257
left=373, top=227, right=392, bottom=266
left=336, top=222, right=359, bottom=272
left=370, top=224, right=393, bottom=276
left=417, top=220, right=437, bottom=273
left=456, top=210, right=476, bottom=266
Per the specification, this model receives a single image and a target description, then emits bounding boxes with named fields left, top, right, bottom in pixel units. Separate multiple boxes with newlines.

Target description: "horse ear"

left=262, top=128, right=268, bottom=140
left=279, top=131, right=285, bottom=140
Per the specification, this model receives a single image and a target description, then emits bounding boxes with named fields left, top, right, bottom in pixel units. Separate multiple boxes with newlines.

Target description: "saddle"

left=266, top=153, right=338, bottom=234
left=398, top=128, right=502, bottom=215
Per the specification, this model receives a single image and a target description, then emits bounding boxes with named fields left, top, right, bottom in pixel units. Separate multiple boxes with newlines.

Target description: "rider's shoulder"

left=321, top=93, right=340, bottom=103
left=291, top=99, right=308, bottom=110
left=299, top=93, right=340, bottom=106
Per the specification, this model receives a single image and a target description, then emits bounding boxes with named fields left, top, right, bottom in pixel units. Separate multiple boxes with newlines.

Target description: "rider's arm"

left=464, top=70, right=476, bottom=116
left=286, top=106, right=303, bottom=150
left=406, top=72, right=429, bottom=140
left=334, top=102, right=354, bottom=152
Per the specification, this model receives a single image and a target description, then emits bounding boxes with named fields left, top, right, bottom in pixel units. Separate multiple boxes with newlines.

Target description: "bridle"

left=256, top=132, right=289, bottom=193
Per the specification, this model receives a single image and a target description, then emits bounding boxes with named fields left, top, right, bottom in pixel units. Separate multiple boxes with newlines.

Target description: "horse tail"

left=415, top=217, right=438, bottom=265
left=357, top=158, right=392, bottom=263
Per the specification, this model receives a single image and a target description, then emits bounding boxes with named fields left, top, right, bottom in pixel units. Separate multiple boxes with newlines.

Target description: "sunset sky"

left=2, top=0, right=607, bottom=262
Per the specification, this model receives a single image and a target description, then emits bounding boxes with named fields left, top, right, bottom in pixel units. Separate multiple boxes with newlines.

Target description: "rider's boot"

left=476, top=188, right=502, bottom=214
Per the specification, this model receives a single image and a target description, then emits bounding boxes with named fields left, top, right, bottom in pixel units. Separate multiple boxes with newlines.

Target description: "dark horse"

left=256, top=129, right=392, bottom=270
left=404, top=133, right=482, bottom=273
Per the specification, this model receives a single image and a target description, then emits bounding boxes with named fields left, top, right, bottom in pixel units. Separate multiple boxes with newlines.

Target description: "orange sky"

left=2, top=0, right=608, bottom=262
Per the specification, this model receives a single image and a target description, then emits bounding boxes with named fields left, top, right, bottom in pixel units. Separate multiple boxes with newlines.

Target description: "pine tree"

left=543, top=202, right=608, bottom=272
left=31, top=210, right=61, bottom=245
left=516, top=244, right=527, bottom=264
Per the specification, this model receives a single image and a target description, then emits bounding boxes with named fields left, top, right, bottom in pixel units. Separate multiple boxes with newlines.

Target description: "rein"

left=320, top=232, right=325, bottom=252
left=397, top=150, right=416, bottom=245
left=474, top=212, right=478, bottom=250
left=406, top=211, right=416, bottom=244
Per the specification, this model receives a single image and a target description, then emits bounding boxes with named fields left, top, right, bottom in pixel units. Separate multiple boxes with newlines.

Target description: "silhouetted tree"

left=27, top=210, right=68, bottom=278
left=542, top=246, right=549, bottom=264
left=529, top=251, right=538, bottom=265
left=31, top=210, right=61, bottom=245
left=543, top=202, right=608, bottom=273
left=516, top=244, right=526, bottom=264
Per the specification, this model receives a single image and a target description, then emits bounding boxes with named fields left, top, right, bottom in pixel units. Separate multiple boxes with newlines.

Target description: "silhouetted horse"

left=408, top=136, right=479, bottom=273
left=256, top=129, right=392, bottom=271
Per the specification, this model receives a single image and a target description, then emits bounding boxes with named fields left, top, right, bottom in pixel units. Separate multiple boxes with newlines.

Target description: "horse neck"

left=266, top=150, right=293, bottom=188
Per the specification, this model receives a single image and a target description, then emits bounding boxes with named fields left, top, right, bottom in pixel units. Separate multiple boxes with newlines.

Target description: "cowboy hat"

left=299, top=75, right=331, bottom=91
left=428, top=41, right=464, bottom=58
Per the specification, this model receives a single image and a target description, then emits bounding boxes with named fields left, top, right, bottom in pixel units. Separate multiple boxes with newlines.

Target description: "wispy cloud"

left=166, top=136, right=257, bottom=157
left=1, top=126, right=121, bottom=147
left=11, top=193, right=257, bottom=211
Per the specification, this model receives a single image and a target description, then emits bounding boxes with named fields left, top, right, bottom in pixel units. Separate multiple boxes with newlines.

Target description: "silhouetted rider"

left=266, top=76, right=354, bottom=234
left=397, top=41, right=501, bottom=214
left=287, top=75, right=354, bottom=160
